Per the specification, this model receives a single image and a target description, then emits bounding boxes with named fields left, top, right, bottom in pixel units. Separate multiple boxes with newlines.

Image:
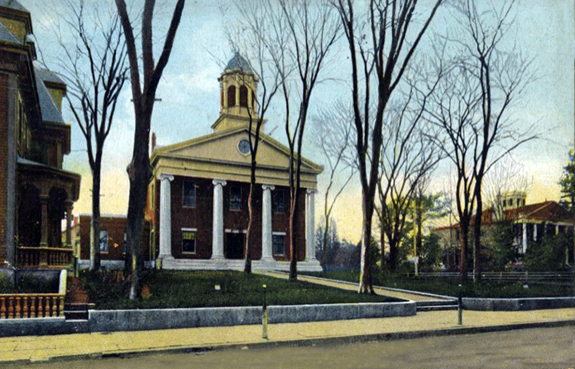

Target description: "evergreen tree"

left=559, top=150, right=575, bottom=215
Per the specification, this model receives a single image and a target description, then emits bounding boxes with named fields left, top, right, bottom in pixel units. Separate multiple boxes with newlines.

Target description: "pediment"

left=154, top=128, right=322, bottom=173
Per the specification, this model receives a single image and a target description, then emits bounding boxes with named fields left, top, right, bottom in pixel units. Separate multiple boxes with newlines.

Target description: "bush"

left=524, top=233, right=572, bottom=271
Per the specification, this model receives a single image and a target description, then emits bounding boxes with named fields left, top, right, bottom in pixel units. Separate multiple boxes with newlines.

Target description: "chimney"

left=151, top=132, right=157, bottom=153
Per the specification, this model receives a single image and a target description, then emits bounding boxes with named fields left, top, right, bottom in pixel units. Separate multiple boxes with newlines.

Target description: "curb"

left=2, top=320, right=573, bottom=366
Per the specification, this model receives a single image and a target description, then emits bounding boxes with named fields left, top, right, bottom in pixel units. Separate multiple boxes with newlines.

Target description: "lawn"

left=305, top=271, right=575, bottom=298
left=80, top=270, right=399, bottom=309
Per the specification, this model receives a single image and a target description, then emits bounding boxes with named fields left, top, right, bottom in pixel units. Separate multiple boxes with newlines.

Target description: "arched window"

left=239, top=85, right=248, bottom=107
left=227, top=85, right=236, bottom=107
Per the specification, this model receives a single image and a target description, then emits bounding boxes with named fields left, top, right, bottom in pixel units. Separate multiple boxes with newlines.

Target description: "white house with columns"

left=146, top=54, right=323, bottom=272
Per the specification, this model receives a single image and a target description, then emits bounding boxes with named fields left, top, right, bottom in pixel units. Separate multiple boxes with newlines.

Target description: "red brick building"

left=146, top=54, right=322, bottom=272
left=74, top=214, right=151, bottom=269
left=0, top=1, right=80, bottom=270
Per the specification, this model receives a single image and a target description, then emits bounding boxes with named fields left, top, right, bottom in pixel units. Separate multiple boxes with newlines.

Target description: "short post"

left=262, top=284, right=268, bottom=339
left=457, top=283, right=463, bottom=326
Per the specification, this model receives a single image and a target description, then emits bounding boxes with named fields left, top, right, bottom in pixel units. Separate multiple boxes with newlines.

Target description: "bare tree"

left=227, top=2, right=282, bottom=274
left=115, top=0, right=186, bottom=299
left=334, top=0, right=443, bottom=293
left=312, top=102, right=356, bottom=271
left=267, top=0, right=340, bottom=281
left=483, top=158, right=530, bottom=221
left=376, top=95, right=442, bottom=272
left=426, top=62, right=480, bottom=280
left=448, top=0, right=535, bottom=280
left=56, top=0, right=128, bottom=272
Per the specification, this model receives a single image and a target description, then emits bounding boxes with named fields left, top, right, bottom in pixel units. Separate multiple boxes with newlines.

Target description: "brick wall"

left=166, top=177, right=306, bottom=262
left=0, top=73, right=9, bottom=263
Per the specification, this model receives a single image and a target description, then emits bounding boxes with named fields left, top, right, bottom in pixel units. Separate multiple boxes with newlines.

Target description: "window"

left=227, top=85, right=236, bottom=107
left=99, top=230, right=108, bottom=252
left=502, top=200, right=507, bottom=207
left=183, top=181, right=196, bottom=207
left=273, top=189, right=286, bottom=213
left=239, top=85, right=248, bottom=107
left=182, top=230, right=196, bottom=253
left=273, top=234, right=285, bottom=255
left=230, top=186, right=242, bottom=211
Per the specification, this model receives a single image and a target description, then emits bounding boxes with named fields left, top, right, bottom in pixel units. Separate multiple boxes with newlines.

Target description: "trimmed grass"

left=306, top=271, right=575, bottom=298
left=80, top=270, right=399, bottom=309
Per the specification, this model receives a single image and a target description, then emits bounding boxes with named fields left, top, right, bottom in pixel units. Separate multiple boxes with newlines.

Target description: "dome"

left=225, top=52, right=254, bottom=75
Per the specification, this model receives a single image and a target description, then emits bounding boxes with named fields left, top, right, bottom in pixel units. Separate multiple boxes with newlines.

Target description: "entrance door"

left=226, top=233, right=244, bottom=259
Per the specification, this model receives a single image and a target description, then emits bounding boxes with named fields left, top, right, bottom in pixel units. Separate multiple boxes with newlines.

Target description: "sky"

left=18, top=0, right=575, bottom=243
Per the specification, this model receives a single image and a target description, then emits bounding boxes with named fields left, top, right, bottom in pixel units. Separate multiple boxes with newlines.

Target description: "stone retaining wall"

left=89, top=301, right=416, bottom=333
left=462, top=297, right=574, bottom=311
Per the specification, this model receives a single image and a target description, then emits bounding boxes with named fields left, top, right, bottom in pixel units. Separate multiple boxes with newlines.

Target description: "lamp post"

left=458, top=283, right=463, bottom=326
left=262, top=284, right=268, bottom=339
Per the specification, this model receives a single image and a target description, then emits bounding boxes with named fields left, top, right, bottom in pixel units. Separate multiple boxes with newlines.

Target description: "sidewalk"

left=0, top=308, right=573, bottom=364
left=258, top=271, right=448, bottom=301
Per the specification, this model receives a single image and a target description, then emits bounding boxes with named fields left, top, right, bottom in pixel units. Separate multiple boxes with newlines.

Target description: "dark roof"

left=35, top=67, right=65, bottom=85
left=0, top=0, right=28, bottom=13
left=34, top=66, right=65, bottom=124
left=434, top=200, right=573, bottom=231
left=225, top=52, right=254, bottom=74
left=0, top=21, right=19, bottom=44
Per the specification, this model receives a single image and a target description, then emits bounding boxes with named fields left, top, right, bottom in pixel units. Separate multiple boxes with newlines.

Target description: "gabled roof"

left=152, top=126, right=323, bottom=174
left=0, top=21, right=19, bottom=44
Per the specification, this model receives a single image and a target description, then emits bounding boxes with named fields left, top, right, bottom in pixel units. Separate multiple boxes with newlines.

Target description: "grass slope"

left=81, top=270, right=398, bottom=309
left=306, top=271, right=575, bottom=298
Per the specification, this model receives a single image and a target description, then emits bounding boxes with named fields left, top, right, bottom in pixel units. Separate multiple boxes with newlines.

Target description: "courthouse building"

left=146, top=54, right=323, bottom=272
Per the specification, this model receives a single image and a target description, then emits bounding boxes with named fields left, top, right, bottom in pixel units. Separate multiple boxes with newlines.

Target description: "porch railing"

left=0, top=270, right=67, bottom=319
left=17, top=246, right=73, bottom=268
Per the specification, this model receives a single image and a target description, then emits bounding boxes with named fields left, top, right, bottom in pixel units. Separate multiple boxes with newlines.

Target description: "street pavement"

left=0, top=276, right=573, bottom=365
left=15, top=326, right=575, bottom=369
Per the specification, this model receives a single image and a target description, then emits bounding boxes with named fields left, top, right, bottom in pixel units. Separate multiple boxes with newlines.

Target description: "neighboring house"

left=74, top=214, right=151, bottom=269
left=146, top=53, right=323, bottom=272
left=434, top=192, right=574, bottom=257
left=0, top=0, right=80, bottom=271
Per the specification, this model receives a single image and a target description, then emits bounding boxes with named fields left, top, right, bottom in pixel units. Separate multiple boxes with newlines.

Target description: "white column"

left=533, top=223, right=538, bottom=242
left=305, top=189, right=317, bottom=261
left=159, top=174, right=174, bottom=259
left=212, top=180, right=227, bottom=259
left=522, top=223, right=527, bottom=254
left=261, top=185, right=275, bottom=261
left=556, top=225, right=560, bottom=235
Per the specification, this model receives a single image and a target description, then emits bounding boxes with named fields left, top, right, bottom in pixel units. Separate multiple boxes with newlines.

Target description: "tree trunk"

left=416, top=197, right=423, bottom=275
left=388, top=236, right=397, bottom=272
left=288, top=189, right=299, bottom=281
left=322, top=216, right=329, bottom=271
left=89, top=158, right=102, bottom=271
left=359, top=192, right=374, bottom=294
left=380, top=221, right=385, bottom=272
left=244, top=180, right=255, bottom=274
left=473, top=190, right=483, bottom=281
left=127, top=112, right=151, bottom=300
left=460, top=222, right=469, bottom=280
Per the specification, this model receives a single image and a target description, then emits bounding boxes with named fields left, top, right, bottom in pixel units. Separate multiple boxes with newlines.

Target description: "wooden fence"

left=417, top=271, right=574, bottom=283
left=0, top=270, right=67, bottom=319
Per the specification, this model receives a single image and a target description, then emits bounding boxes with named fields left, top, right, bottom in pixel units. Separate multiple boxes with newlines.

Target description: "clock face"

left=238, top=139, right=251, bottom=154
